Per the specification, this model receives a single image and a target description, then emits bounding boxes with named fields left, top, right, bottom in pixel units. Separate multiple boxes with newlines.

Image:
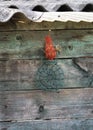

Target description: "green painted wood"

left=0, top=30, right=93, bottom=59
left=0, top=59, right=93, bottom=90
left=0, top=119, right=93, bottom=130
left=0, top=88, right=93, bottom=121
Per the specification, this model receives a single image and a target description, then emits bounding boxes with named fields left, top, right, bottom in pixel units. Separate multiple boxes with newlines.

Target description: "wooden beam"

left=0, top=21, right=93, bottom=31
left=0, top=59, right=93, bottom=90
left=0, top=30, right=93, bottom=59
left=0, top=119, right=93, bottom=130
left=0, top=88, right=93, bottom=121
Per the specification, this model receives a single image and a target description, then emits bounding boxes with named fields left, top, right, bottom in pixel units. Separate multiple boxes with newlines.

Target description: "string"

left=48, top=29, right=51, bottom=36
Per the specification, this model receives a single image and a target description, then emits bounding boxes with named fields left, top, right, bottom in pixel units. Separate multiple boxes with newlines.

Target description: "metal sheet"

left=0, top=0, right=93, bottom=22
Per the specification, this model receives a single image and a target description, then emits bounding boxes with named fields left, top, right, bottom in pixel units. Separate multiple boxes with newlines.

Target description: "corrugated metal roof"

left=0, top=0, right=93, bottom=22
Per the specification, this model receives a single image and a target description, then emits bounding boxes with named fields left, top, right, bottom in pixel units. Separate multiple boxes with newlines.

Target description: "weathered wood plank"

left=0, top=59, right=93, bottom=90
left=0, top=30, right=93, bottom=59
left=0, top=20, right=93, bottom=31
left=0, top=88, right=93, bottom=121
left=0, top=119, right=93, bottom=130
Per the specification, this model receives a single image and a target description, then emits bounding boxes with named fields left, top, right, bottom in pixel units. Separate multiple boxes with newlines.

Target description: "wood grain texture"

left=0, top=88, right=93, bottom=121
left=0, top=30, right=93, bottom=59
left=0, top=119, right=93, bottom=130
left=0, top=59, right=93, bottom=90
left=0, top=20, right=93, bottom=31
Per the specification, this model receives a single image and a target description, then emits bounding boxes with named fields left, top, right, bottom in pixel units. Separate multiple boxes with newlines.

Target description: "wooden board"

left=0, top=30, right=93, bottom=59
left=0, top=88, right=93, bottom=121
left=0, top=119, right=93, bottom=130
left=0, top=58, right=93, bottom=90
left=0, top=20, right=93, bottom=31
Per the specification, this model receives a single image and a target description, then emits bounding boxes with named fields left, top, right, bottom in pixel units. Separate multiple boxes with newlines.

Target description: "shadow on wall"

left=32, top=4, right=93, bottom=12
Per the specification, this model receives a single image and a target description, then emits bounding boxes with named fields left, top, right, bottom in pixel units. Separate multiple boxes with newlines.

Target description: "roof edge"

left=0, top=8, right=93, bottom=23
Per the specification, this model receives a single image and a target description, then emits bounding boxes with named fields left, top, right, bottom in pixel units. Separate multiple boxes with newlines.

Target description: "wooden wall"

left=0, top=14, right=93, bottom=130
